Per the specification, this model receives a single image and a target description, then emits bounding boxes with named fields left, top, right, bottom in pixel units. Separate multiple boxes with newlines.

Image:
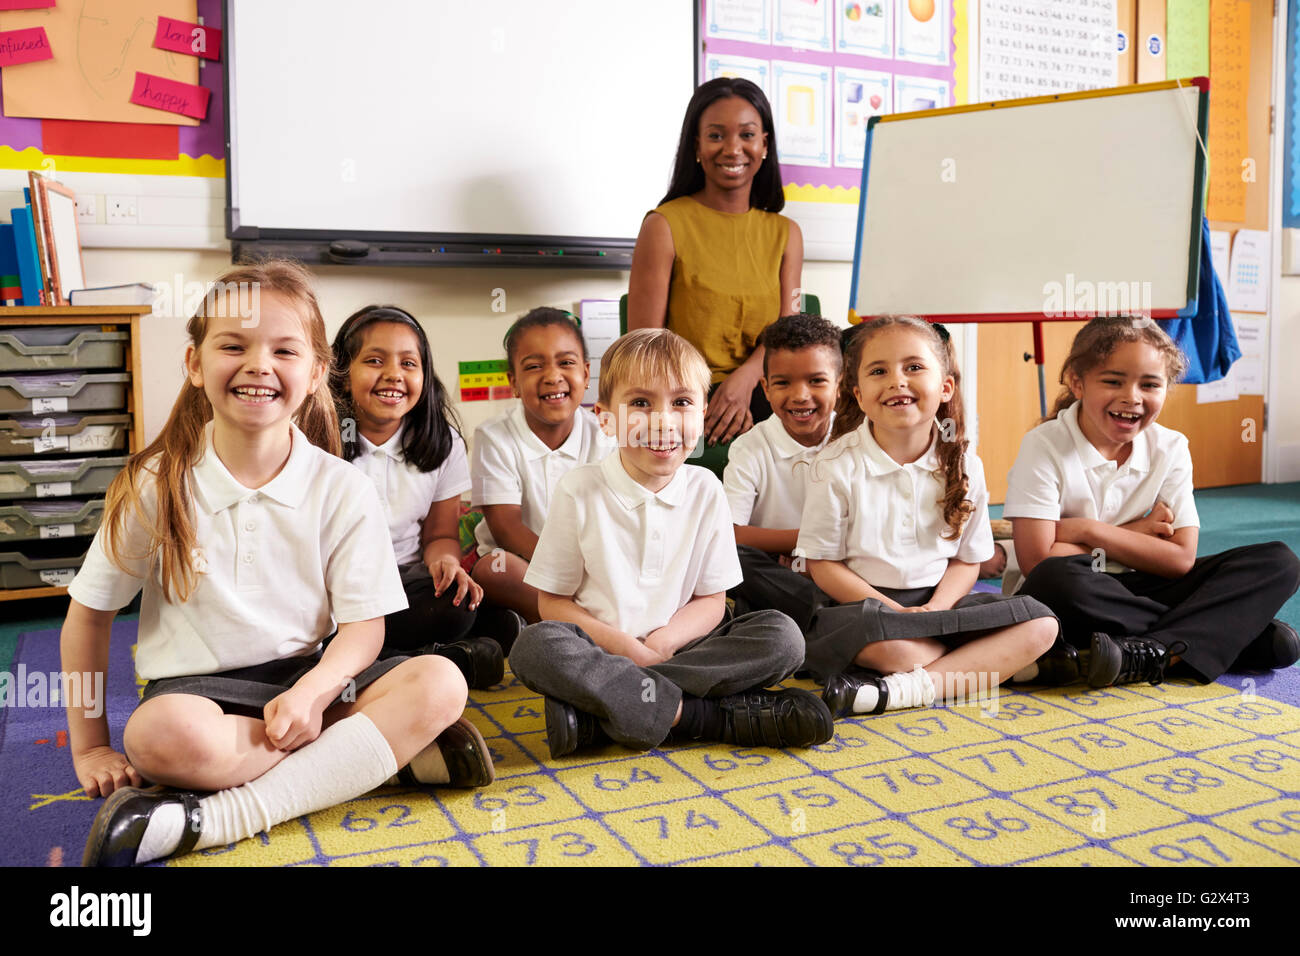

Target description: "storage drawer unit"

left=0, top=457, right=128, bottom=500
left=0, top=372, right=131, bottom=414
left=0, top=498, right=104, bottom=543
left=0, top=326, right=129, bottom=372
left=0, top=306, right=147, bottom=600
left=0, top=413, right=131, bottom=456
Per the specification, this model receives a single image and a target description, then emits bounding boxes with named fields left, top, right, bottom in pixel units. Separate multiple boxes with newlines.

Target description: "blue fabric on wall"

left=1156, top=218, right=1240, bottom=385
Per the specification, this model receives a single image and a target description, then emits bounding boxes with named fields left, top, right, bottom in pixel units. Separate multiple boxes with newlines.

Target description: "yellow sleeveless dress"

left=653, top=196, right=790, bottom=385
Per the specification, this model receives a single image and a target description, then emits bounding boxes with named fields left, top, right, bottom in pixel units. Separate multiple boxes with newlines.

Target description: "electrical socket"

left=105, top=195, right=138, bottom=225
left=76, top=195, right=99, bottom=224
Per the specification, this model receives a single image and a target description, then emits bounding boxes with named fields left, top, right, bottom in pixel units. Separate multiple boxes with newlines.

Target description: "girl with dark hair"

left=332, top=305, right=512, bottom=689
left=1008, top=316, right=1300, bottom=687
left=798, top=316, right=1060, bottom=717
left=628, top=77, right=803, bottom=447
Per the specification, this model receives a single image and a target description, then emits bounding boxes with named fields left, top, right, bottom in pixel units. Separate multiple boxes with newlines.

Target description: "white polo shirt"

left=471, top=403, right=615, bottom=556
left=69, top=423, right=407, bottom=680
left=1003, top=402, right=1198, bottom=572
left=351, top=424, right=471, bottom=567
left=724, top=411, right=835, bottom=528
left=797, top=421, right=994, bottom=590
left=523, top=452, right=743, bottom=640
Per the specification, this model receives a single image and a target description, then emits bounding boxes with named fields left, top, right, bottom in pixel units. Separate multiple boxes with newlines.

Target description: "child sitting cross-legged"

left=508, top=328, right=834, bottom=758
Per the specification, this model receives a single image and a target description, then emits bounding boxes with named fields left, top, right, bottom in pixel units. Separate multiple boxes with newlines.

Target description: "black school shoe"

left=717, top=688, right=834, bottom=747
left=1088, top=632, right=1179, bottom=688
left=822, top=666, right=887, bottom=718
left=83, top=786, right=202, bottom=867
left=431, top=637, right=505, bottom=690
left=475, top=605, right=526, bottom=657
left=543, top=697, right=612, bottom=758
left=394, top=716, right=496, bottom=788
left=1033, top=637, right=1081, bottom=685
left=1235, top=619, right=1300, bottom=670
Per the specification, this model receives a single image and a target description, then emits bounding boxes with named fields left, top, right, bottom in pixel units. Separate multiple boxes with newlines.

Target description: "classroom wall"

left=81, top=249, right=861, bottom=448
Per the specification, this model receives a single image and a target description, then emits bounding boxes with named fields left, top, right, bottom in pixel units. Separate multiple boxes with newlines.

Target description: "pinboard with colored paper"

left=0, top=0, right=225, bottom=250
left=850, top=80, right=1209, bottom=322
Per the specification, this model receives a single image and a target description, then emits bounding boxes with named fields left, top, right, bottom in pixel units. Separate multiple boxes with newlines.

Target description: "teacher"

left=627, top=77, right=804, bottom=446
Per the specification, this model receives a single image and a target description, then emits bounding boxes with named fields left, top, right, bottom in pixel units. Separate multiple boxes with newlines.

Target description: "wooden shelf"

left=0, top=306, right=146, bottom=603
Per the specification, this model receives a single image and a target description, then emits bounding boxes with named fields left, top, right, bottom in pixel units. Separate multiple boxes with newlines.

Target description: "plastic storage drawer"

left=0, top=498, right=103, bottom=542
left=0, top=540, right=87, bottom=589
left=0, top=372, right=131, bottom=414
left=0, top=413, right=131, bottom=457
left=0, top=326, right=128, bottom=372
left=0, top=456, right=127, bottom=500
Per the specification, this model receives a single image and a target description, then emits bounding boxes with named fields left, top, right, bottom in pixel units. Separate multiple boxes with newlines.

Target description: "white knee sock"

left=137, top=713, right=397, bottom=863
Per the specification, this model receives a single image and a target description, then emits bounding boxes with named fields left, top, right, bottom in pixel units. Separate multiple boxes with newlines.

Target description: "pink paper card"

left=130, top=71, right=211, bottom=120
left=0, top=1, right=55, bottom=9
left=0, top=26, right=51, bottom=66
left=153, top=15, right=221, bottom=61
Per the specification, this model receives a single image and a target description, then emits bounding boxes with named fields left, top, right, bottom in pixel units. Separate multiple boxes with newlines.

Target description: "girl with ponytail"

left=63, top=260, right=493, bottom=868
left=797, top=316, right=1060, bottom=718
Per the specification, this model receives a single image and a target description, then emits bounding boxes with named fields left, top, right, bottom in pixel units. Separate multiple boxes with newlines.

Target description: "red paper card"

left=0, top=1, right=55, bottom=9
left=42, top=120, right=179, bottom=160
left=0, top=26, right=52, bottom=66
left=153, top=16, right=222, bottom=62
left=130, top=72, right=211, bottom=121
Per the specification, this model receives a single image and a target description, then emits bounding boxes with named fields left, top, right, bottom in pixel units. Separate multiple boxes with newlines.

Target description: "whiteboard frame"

left=222, top=1, right=699, bottom=268
left=849, top=79, right=1210, bottom=322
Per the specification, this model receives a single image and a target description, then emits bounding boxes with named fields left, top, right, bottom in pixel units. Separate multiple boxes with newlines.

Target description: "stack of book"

left=2, top=171, right=84, bottom=307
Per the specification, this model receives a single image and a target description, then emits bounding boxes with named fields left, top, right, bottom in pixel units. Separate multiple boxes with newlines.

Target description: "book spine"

left=10, top=206, right=45, bottom=306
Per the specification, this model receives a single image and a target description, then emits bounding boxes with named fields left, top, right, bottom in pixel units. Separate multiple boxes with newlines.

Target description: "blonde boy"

left=509, top=329, right=833, bottom=757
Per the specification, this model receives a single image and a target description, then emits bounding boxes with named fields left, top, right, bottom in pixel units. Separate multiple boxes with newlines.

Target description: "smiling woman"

left=627, top=78, right=804, bottom=448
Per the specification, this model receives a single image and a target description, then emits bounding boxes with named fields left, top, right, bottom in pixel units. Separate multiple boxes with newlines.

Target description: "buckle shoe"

left=83, top=786, right=202, bottom=867
left=1033, top=637, right=1081, bottom=685
left=821, top=666, right=886, bottom=718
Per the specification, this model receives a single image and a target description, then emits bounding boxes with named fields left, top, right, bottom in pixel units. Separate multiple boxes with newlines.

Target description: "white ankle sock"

left=136, top=713, right=398, bottom=863
left=1011, top=663, right=1039, bottom=682
left=136, top=802, right=186, bottom=864
left=851, top=683, right=882, bottom=713
left=881, top=667, right=937, bottom=710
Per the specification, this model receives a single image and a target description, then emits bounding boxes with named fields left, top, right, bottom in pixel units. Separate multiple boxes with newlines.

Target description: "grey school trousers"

left=508, top=609, right=805, bottom=750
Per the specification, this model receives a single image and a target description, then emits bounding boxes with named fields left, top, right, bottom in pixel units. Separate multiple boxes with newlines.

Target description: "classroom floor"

left=2, top=483, right=1297, bottom=868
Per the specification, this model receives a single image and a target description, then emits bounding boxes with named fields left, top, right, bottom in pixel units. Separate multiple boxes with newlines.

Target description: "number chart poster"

left=0, top=0, right=224, bottom=177
left=701, top=0, right=967, bottom=205
left=3, top=619, right=1299, bottom=867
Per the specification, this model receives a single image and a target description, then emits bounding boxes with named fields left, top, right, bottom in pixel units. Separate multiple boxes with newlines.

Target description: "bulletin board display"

left=699, top=0, right=966, bottom=207
left=0, top=0, right=225, bottom=178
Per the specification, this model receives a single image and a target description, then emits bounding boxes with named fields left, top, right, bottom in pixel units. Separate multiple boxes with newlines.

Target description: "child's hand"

left=264, top=685, right=325, bottom=752
left=641, top=628, right=676, bottom=661
left=628, top=638, right=668, bottom=667
left=899, top=604, right=935, bottom=614
left=1122, top=502, right=1174, bottom=539
left=431, top=555, right=484, bottom=611
left=74, top=746, right=142, bottom=798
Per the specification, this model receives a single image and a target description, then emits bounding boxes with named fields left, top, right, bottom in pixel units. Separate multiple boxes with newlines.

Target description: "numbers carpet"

left=3, top=616, right=1297, bottom=867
